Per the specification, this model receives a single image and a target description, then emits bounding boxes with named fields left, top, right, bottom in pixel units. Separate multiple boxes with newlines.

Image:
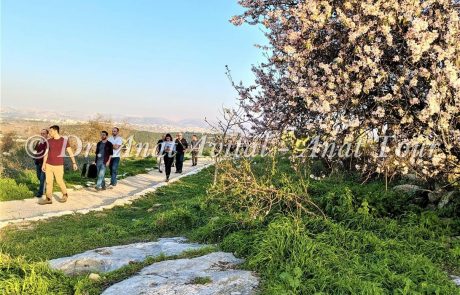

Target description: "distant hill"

left=0, top=106, right=211, bottom=133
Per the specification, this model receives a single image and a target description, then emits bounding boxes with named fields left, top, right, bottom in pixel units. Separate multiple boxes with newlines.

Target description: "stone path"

left=49, top=237, right=259, bottom=295
left=0, top=158, right=212, bottom=229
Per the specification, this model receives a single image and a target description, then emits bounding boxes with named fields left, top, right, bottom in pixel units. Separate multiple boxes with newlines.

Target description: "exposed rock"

left=102, top=252, right=259, bottom=295
left=49, top=237, right=205, bottom=275
left=451, top=275, right=460, bottom=286
left=438, top=191, right=458, bottom=209
left=402, top=173, right=423, bottom=183
left=147, top=203, right=162, bottom=212
left=89, top=273, right=101, bottom=281
left=428, top=192, right=441, bottom=203
left=393, top=184, right=422, bottom=195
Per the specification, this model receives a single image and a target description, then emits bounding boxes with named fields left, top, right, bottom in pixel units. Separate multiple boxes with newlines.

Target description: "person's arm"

left=94, top=142, right=99, bottom=164
left=41, top=150, right=49, bottom=172
left=159, top=142, right=165, bottom=154
left=106, top=142, right=113, bottom=166
left=67, top=146, right=78, bottom=171
left=112, top=137, right=122, bottom=150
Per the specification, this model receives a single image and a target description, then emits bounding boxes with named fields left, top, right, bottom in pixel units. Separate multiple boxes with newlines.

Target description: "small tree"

left=0, top=132, right=16, bottom=153
left=205, top=106, right=248, bottom=185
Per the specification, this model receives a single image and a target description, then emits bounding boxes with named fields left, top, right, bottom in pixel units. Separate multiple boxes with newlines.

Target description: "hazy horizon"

left=1, top=0, right=266, bottom=121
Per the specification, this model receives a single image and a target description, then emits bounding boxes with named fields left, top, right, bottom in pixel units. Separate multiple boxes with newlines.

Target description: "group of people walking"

left=156, top=133, right=200, bottom=181
left=33, top=125, right=200, bottom=205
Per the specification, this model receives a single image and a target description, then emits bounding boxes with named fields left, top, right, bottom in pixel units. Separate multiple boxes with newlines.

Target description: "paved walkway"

left=0, top=158, right=212, bottom=229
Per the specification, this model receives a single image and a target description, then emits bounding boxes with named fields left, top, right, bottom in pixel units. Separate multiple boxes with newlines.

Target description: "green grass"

left=1, top=160, right=459, bottom=294
left=188, top=276, right=212, bottom=285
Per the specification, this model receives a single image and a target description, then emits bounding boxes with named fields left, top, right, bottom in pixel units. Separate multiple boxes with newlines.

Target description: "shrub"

left=208, top=157, right=325, bottom=221
left=0, top=252, right=76, bottom=294
left=248, top=216, right=459, bottom=294
left=0, top=178, right=33, bottom=201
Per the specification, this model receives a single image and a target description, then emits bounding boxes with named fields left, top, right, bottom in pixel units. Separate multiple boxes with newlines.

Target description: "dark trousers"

left=164, top=154, right=174, bottom=177
left=109, top=157, right=120, bottom=185
left=175, top=152, right=184, bottom=172
left=35, top=162, right=46, bottom=196
left=191, top=151, right=198, bottom=165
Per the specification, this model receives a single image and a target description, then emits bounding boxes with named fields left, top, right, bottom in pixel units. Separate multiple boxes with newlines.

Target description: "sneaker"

left=58, top=193, right=68, bottom=203
left=107, top=184, right=114, bottom=189
left=95, top=186, right=102, bottom=191
left=159, top=170, right=163, bottom=173
left=38, top=197, right=52, bottom=205
left=165, top=176, right=170, bottom=182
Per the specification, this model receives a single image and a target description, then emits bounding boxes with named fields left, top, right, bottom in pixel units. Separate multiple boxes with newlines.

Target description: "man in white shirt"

left=108, top=127, right=123, bottom=188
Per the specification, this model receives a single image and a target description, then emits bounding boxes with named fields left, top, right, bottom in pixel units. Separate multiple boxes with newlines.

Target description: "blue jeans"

left=35, top=163, right=46, bottom=196
left=109, top=157, right=120, bottom=186
left=96, top=162, right=107, bottom=188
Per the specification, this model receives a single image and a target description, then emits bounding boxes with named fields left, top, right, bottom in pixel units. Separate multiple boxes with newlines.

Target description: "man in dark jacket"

left=93, top=131, right=113, bottom=190
left=175, top=132, right=188, bottom=173
left=34, top=129, right=49, bottom=198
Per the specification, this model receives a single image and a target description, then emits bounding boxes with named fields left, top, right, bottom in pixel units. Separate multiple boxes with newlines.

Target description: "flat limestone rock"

left=49, top=237, right=205, bottom=275
left=102, top=252, right=259, bottom=295
left=451, top=275, right=460, bottom=286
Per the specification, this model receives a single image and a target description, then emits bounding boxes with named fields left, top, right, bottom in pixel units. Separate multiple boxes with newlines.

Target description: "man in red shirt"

left=38, top=125, right=78, bottom=205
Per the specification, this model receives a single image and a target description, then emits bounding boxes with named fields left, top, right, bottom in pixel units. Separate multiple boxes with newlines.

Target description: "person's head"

left=165, top=133, right=173, bottom=141
left=177, top=133, right=183, bottom=139
left=192, top=134, right=197, bottom=140
left=112, top=127, right=119, bottom=136
left=101, top=130, right=108, bottom=140
left=49, top=125, right=60, bottom=137
left=40, top=129, right=49, bottom=138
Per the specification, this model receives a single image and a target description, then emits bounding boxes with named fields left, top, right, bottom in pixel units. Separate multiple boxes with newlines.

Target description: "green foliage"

left=188, top=276, right=212, bottom=285
left=0, top=178, right=34, bottom=201
left=151, top=207, right=200, bottom=234
left=1, top=159, right=459, bottom=294
left=248, top=216, right=459, bottom=294
left=0, top=253, right=76, bottom=294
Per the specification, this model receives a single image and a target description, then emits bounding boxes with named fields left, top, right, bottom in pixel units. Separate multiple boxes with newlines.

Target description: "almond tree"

left=231, top=0, right=460, bottom=186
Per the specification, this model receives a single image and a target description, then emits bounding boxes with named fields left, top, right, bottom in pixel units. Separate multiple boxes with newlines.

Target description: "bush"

left=208, top=157, right=325, bottom=221
left=0, top=178, right=33, bottom=201
left=0, top=252, right=76, bottom=295
left=247, top=217, right=459, bottom=294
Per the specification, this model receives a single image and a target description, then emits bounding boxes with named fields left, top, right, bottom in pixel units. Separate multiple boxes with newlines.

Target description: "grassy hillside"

left=1, top=157, right=459, bottom=294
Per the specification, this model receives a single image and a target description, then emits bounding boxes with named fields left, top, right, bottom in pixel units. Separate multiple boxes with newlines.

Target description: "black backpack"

left=87, top=163, right=97, bottom=178
left=81, top=162, right=98, bottom=179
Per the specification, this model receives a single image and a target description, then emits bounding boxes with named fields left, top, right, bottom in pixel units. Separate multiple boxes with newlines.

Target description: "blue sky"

left=1, top=0, right=266, bottom=121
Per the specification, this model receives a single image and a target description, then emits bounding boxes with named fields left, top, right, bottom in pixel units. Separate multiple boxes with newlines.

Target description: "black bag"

left=87, top=163, right=98, bottom=179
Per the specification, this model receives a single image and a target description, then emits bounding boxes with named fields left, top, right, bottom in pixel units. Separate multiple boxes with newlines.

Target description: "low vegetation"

left=1, top=156, right=459, bottom=294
